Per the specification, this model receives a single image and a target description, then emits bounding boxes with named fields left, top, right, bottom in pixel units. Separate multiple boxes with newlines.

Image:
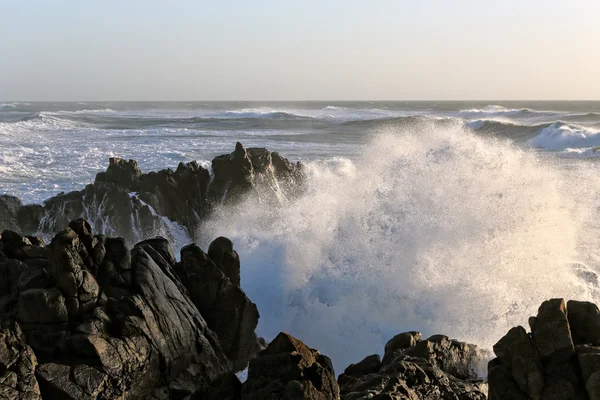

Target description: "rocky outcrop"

left=488, top=298, right=600, bottom=400
left=338, top=331, right=487, bottom=399
left=0, top=218, right=269, bottom=399
left=241, top=332, right=340, bottom=400
left=0, top=144, right=303, bottom=245
left=175, top=241, right=260, bottom=372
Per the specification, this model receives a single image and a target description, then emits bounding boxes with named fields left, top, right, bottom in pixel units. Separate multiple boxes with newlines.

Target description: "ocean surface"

left=3, top=100, right=600, bottom=370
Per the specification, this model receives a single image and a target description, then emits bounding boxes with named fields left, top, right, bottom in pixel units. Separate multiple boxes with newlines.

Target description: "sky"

left=0, top=0, right=599, bottom=101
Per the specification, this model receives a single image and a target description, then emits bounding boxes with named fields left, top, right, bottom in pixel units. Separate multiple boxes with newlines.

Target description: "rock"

left=0, top=328, right=41, bottom=399
left=190, top=373, right=242, bottom=400
left=176, top=243, right=260, bottom=371
left=567, top=300, right=600, bottom=346
left=208, top=236, right=241, bottom=286
left=241, top=332, right=340, bottom=400
left=343, top=354, right=382, bottom=377
left=0, top=259, right=27, bottom=298
left=489, top=298, right=600, bottom=399
left=530, top=298, right=574, bottom=364
left=0, top=195, right=22, bottom=232
left=18, top=204, right=45, bottom=234
left=383, top=331, right=421, bottom=364
left=338, top=331, right=486, bottom=400
left=492, top=326, right=543, bottom=399
left=17, top=288, right=68, bottom=324
left=103, top=157, right=142, bottom=188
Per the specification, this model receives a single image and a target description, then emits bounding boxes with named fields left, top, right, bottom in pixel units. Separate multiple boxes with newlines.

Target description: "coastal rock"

left=0, top=195, right=22, bottom=233
left=0, top=219, right=236, bottom=399
left=241, top=332, right=340, bottom=400
left=488, top=298, right=600, bottom=399
left=338, top=331, right=486, bottom=400
left=175, top=243, right=260, bottom=371
left=2, top=144, right=302, bottom=246
left=0, top=328, right=41, bottom=399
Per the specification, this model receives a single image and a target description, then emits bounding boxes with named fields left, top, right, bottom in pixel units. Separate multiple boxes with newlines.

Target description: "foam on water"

left=201, top=120, right=600, bottom=371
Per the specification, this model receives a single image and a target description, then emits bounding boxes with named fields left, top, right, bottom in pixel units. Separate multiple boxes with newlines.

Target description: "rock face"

left=175, top=241, right=260, bottom=372
left=338, top=331, right=487, bottom=399
left=0, top=144, right=303, bottom=245
left=241, top=332, right=340, bottom=400
left=0, top=218, right=267, bottom=399
left=488, top=298, right=600, bottom=400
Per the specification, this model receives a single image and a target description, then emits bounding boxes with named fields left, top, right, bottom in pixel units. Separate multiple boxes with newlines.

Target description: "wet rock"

left=567, top=300, right=600, bottom=346
left=530, top=298, right=574, bottom=364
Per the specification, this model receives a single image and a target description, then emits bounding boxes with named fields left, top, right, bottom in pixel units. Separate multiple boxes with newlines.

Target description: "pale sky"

left=1, top=0, right=599, bottom=101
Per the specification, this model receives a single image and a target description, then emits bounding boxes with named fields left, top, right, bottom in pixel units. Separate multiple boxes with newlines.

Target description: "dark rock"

left=18, top=204, right=45, bottom=234
left=492, top=326, right=543, bottom=399
left=0, top=328, right=41, bottom=399
left=343, top=354, right=382, bottom=377
left=567, top=300, right=600, bottom=346
left=383, top=331, right=421, bottom=365
left=0, top=195, right=22, bottom=232
left=530, top=298, right=574, bottom=365
left=190, top=372, right=242, bottom=400
left=103, top=157, right=142, bottom=188
left=242, top=332, right=340, bottom=400
left=176, top=243, right=260, bottom=371
left=17, top=288, right=68, bottom=324
left=208, top=236, right=241, bottom=286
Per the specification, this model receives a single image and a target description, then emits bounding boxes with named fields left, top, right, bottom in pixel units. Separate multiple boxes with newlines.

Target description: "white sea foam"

left=529, top=122, right=600, bottom=151
left=201, top=121, right=600, bottom=371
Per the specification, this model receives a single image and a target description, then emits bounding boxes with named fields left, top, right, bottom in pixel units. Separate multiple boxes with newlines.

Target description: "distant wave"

left=458, top=105, right=559, bottom=119
left=529, top=122, right=600, bottom=151
left=223, top=108, right=313, bottom=120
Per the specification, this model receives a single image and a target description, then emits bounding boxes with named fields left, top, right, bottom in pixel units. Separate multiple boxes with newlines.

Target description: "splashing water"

left=200, top=120, right=600, bottom=371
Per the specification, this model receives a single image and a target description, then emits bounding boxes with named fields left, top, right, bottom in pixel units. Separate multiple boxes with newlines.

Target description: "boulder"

left=242, top=332, right=340, bottom=400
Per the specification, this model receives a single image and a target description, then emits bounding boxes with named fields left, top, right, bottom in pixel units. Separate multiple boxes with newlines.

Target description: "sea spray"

left=200, top=120, right=600, bottom=371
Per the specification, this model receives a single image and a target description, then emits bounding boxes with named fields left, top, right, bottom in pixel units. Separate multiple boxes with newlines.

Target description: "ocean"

left=2, top=100, right=600, bottom=370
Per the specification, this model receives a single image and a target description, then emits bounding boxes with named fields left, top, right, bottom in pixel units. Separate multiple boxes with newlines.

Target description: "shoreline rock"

left=0, top=143, right=303, bottom=245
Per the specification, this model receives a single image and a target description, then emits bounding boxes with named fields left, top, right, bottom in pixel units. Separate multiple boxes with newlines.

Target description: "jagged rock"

left=0, top=219, right=237, bottom=399
left=242, top=332, right=340, bottom=400
left=0, top=328, right=41, bottom=399
left=176, top=243, right=260, bottom=371
left=0, top=195, right=22, bottom=232
left=339, top=331, right=486, bottom=400
left=208, top=236, right=241, bottom=286
left=383, top=331, right=422, bottom=364
left=102, top=157, right=142, bottom=188
left=530, top=298, right=574, bottom=364
left=489, top=298, right=600, bottom=399
left=3, top=144, right=302, bottom=247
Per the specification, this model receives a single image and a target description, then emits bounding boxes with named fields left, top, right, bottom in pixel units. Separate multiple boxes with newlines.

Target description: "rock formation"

left=338, top=331, right=487, bottom=399
left=0, top=219, right=262, bottom=399
left=489, top=298, right=600, bottom=400
left=0, top=143, right=303, bottom=244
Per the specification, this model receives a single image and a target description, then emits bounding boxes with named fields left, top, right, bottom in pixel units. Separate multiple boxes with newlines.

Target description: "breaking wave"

left=201, top=121, right=600, bottom=370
